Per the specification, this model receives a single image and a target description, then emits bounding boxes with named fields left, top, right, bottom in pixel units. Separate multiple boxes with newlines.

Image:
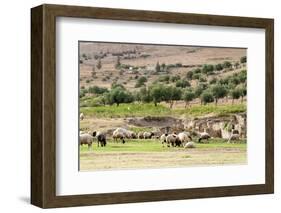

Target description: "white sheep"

left=112, top=131, right=126, bottom=143
left=143, top=132, right=154, bottom=139
left=178, top=132, right=192, bottom=144
left=80, top=113, right=84, bottom=120
left=166, top=133, right=181, bottom=147
left=184, top=141, right=196, bottom=149
left=160, top=133, right=168, bottom=147
left=138, top=132, right=144, bottom=139
left=79, top=133, right=94, bottom=149
left=113, top=128, right=135, bottom=139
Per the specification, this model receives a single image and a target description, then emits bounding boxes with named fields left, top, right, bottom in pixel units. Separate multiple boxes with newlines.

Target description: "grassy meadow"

left=80, top=138, right=247, bottom=171
left=80, top=102, right=246, bottom=118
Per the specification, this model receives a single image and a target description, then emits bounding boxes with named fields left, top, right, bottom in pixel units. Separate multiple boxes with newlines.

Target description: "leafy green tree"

left=237, top=84, right=247, bottom=102
left=155, top=61, right=161, bottom=72
left=135, top=76, right=147, bottom=88
left=88, top=86, right=108, bottom=95
left=182, top=90, right=195, bottom=108
left=223, top=61, right=232, bottom=69
left=234, top=62, right=240, bottom=69
left=215, top=63, right=223, bottom=71
left=194, top=83, right=208, bottom=98
left=230, top=88, right=241, bottom=104
left=111, top=82, right=125, bottom=90
left=171, top=75, right=181, bottom=82
left=202, top=64, right=214, bottom=74
left=193, top=68, right=201, bottom=73
left=175, top=79, right=190, bottom=88
left=229, top=75, right=240, bottom=85
left=240, top=56, right=247, bottom=64
left=211, top=84, right=227, bottom=105
left=201, top=90, right=214, bottom=105
left=238, top=70, right=247, bottom=83
left=164, top=86, right=182, bottom=108
left=138, top=87, right=152, bottom=103
left=150, top=84, right=165, bottom=106
left=108, top=87, right=134, bottom=106
left=219, top=77, right=229, bottom=85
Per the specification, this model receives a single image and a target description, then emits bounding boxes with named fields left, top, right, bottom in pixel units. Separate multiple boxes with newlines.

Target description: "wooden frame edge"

left=31, top=4, right=274, bottom=208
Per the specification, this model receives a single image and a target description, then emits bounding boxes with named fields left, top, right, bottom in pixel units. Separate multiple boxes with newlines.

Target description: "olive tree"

left=201, top=90, right=214, bottom=105
left=164, top=86, right=182, bottom=108
left=182, top=90, right=195, bottom=108
left=211, top=84, right=227, bottom=105
left=150, top=84, right=165, bottom=106
left=230, top=88, right=241, bottom=104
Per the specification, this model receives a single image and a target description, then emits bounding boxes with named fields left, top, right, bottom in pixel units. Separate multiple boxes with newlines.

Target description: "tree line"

left=80, top=70, right=247, bottom=108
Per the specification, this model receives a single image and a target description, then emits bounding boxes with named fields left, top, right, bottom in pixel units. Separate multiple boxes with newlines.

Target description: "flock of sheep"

left=79, top=113, right=241, bottom=150
left=79, top=127, right=238, bottom=150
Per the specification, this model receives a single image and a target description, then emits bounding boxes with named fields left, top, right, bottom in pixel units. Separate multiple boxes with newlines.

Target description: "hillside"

left=79, top=42, right=247, bottom=92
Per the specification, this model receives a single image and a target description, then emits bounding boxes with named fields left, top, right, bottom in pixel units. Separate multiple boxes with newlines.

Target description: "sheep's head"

left=151, top=132, right=155, bottom=136
left=92, top=131, right=97, bottom=137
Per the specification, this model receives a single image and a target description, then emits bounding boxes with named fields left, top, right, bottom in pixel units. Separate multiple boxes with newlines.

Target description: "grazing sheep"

left=143, top=132, right=155, bottom=139
left=127, top=130, right=137, bottom=139
left=160, top=133, right=168, bottom=147
left=79, top=133, right=94, bottom=149
left=80, top=113, right=84, bottom=120
left=113, top=128, right=136, bottom=139
left=184, top=141, right=196, bottom=149
left=198, top=131, right=211, bottom=143
left=228, top=130, right=240, bottom=143
left=112, top=131, right=126, bottom=144
left=166, top=133, right=181, bottom=147
left=178, top=132, right=192, bottom=144
left=138, top=132, right=144, bottom=139
left=93, top=131, right=107, bottom=147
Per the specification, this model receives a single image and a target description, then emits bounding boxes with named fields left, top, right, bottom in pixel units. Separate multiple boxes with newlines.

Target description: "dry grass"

left=80, top=140, right=247, bottom=171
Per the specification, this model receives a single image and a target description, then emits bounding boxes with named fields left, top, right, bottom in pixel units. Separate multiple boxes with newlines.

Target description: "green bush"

left=135, top=76, right=147, bottom=88
left=171, top=75, right=181, bottom=82
left=202, top=64, right=214, bottom=74
left=192, top=73, right=201, bottom=80
left=215, top=63, right=223, bottom=71
left=186, top=71, right=193, bottom=80
left=240, top=56, right=247, bottom=64
left=223, top=61, right=232, bottom=69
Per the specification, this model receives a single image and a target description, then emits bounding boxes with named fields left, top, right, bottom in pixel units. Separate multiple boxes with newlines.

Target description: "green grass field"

left=80, top=102, right=246, bottom=118
left=80, top=139, right=247, bottom=171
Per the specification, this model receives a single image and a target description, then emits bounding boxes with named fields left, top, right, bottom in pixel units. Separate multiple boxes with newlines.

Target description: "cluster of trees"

left=81, top=68, right=247, bottom=107
left=81, top=56, right=247, bottom=107
left=186, top=56, right=246, bottom=81
left=81, top=70, right=246, bottom=107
